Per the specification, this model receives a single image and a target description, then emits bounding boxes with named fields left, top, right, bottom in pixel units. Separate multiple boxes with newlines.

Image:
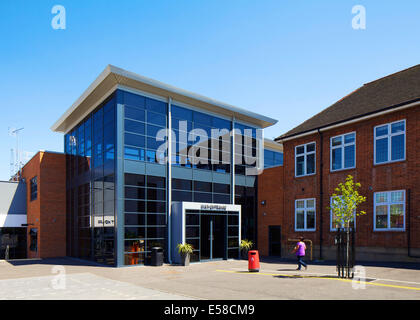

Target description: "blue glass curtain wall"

left=65, top=93, right=116, bottom=266
left=64, top=88, right=263, bottom=266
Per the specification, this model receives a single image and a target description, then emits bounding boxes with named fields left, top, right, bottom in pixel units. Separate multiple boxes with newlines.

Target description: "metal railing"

left=335, top=228, right=355, bottom=278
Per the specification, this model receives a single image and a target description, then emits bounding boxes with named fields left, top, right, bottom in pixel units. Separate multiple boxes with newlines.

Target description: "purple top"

left=296, top=241, right=306, bottom=256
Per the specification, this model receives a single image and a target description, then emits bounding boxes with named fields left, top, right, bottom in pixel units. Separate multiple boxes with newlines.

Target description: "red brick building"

left=259, top=65, right=420, bottom=262
left=21, top=151, right=66, bottom=258
left=257, top=165, right=284, bottom=257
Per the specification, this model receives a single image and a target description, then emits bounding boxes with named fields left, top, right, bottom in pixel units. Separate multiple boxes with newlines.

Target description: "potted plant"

left=176, top=243, right=193, bottom=266
left=240, top=239, right=253, bottom=260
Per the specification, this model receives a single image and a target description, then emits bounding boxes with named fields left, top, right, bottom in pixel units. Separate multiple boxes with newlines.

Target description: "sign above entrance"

left=200, top=204, right=227, bottom=211
left=173, top=201, right=241, bottom=213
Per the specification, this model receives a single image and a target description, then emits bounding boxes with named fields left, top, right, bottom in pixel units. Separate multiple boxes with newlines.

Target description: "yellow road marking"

left=216, top=269, right=420, bottom=292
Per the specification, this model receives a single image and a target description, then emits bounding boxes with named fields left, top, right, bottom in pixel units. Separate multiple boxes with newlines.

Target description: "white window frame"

left=295, top=142, right=316, bottom=177
left=329, top=196, right=356, bottom=231
left=295, top=198, right=316, bottom=232
left=373, top=190, right=406, bottom=232
left=374, top=119, right=406, bottom=165
left=330, top=132, right=356, bottom=172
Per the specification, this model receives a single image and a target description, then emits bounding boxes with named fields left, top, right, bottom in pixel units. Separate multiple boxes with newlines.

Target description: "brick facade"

left=257, top=165, right=284, bottom=256
left=258, top=107, right=420, bottom=262
left=21, top=152, right=66, bottom=258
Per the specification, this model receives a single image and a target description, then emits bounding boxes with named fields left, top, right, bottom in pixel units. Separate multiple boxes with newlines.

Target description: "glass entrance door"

left=184, top=207, right=240, bottom=263
left=212, top=215, right=225, bottom=259
left=200, top=215, right=211, bottom=260
left=200, top=215, right=226, bottom=261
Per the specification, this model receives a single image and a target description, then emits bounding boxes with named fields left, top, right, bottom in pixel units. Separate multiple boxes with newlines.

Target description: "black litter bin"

left=151, top=247, right=164, bottom=266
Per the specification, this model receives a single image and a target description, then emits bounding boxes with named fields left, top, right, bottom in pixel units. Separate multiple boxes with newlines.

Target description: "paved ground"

left=0, top=257, right=419, bottom=300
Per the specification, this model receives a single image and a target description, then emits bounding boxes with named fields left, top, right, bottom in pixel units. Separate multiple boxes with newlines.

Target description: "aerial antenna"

left=10, top=149, right=14, bottom=180
left=8, top=127, right=24, bottom=179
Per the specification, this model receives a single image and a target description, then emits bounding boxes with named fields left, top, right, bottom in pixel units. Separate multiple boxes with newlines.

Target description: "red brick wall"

left=257, top=166, right=284, bottom=256
left=22, top=152, right=66, bottom=258
left=22, top=153, right=41, bottom=259
left=279, top=107, right=420, bottom=258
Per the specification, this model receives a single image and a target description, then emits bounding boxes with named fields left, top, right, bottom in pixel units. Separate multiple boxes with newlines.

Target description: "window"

left=30, top=177, right=37, bottom=201
left=331, top=133, right=356, bottom=171
left=123, top=173, right=167, bottom=266
left=295, top=199, right=316, bottom=231
left=264, top=149, right=283, bottom=168
left=29, top=228, right=38, bottom=251
left=374, top=120, right=405, bottom=164
left=330, top=196, right=356, bottom=231
left=295, top=142, right=316, bottom=177
left=374, top=190, right=405, bottom=231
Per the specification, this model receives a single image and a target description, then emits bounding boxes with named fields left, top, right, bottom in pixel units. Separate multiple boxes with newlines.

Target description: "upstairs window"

left=331, top=132, right=356, bottom=171
left=295, top=142, right=316, bottom=177
left=30, top=176, right=37, bottom=201
left=374, top=120, right=405, bottom=165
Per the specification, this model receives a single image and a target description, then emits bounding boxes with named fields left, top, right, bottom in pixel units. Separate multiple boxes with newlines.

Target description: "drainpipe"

left=407, top=189, right=420, bottom=258
left=317, top=129, right=323, bottom=260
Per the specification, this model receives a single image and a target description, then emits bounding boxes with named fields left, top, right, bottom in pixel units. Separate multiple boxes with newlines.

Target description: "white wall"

left=0, top=181, right=27, bottom=227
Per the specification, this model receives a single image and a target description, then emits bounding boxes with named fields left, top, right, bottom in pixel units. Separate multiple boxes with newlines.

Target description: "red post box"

left=248, top=250, right=260, bottom=272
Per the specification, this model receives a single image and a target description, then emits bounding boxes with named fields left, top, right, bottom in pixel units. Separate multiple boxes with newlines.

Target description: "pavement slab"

left=0, top=258, right=419, bottom=300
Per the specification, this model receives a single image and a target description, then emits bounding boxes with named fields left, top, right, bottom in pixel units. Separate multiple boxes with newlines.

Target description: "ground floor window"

left=295, top=198, right=316, bottom=231
left=330, top=196, right=356, bottom=231
left=0, top=228, right=27, bottom=259
left=374, top=190, right=405, bottom=231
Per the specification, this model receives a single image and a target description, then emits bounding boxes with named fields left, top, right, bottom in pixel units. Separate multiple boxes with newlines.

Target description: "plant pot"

left=241, top=250, right=248, bottom=260
left=181, top=252, right=190, bottom=266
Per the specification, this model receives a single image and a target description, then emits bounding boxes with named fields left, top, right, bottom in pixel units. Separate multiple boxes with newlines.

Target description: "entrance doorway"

left=200, top=215, right=225, bottom=261
left=176, top=202, right=242, bottom=264
left=268, top=226, right=281, bottom=257
left=0, top=228, right=27, bottom=260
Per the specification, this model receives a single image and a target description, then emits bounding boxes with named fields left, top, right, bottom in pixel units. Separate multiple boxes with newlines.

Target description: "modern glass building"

left=51, top=65, right=277, bottom=267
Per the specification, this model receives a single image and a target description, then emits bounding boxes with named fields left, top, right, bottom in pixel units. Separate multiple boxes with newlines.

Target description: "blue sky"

left=0, top=0, right=419, bottom=180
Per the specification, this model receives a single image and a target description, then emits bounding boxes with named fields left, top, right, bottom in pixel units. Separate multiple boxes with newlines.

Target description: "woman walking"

left=293, top=237, right=308, bottom=271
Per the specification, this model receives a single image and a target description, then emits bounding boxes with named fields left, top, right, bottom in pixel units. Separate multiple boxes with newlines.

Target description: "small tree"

left=329, top=175, right=366, bottom=278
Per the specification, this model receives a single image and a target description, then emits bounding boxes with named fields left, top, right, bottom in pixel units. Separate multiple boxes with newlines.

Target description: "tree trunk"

left=346, top=221, right=350, bottom=278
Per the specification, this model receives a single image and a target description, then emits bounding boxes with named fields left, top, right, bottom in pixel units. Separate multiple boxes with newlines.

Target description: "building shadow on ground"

left=260, top=256, right=420, bottom=271
left=5, top=257, right=111, bottom=268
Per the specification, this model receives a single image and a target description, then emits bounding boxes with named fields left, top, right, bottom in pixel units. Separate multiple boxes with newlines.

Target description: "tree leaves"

left=330, top=175, right=366, bottom=228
